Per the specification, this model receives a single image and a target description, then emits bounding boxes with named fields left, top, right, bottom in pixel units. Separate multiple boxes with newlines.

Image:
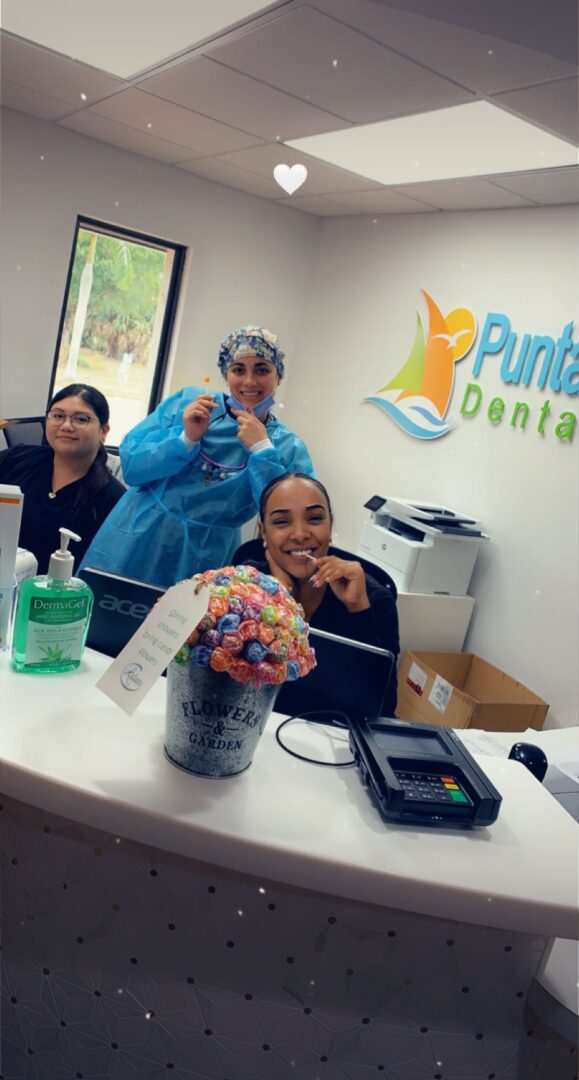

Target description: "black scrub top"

left=0, top=444, right=126, bottom=574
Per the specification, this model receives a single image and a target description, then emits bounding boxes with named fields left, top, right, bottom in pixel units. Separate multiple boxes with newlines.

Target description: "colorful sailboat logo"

left=364, top=290, right=477, bottom=439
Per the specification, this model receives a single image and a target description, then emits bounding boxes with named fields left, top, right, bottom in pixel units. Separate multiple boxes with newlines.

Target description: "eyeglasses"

left=46, top=409, right=96, bottom=428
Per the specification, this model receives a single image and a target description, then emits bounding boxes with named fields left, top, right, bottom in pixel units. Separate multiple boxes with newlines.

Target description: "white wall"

left=285, top=208, right=579, bottom=728
left=0, top=108, right=318, bottom=416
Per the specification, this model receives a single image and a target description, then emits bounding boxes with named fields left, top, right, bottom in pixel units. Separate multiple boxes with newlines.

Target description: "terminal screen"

left=371, top=728, right=452, bottom=756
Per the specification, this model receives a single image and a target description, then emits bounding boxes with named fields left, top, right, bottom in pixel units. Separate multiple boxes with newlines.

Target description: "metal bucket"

left=165, top=662, right=279, bottom=777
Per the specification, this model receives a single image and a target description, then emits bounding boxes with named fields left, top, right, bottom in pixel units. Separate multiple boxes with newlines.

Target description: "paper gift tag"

left=97, top=579, right=209, bottom=716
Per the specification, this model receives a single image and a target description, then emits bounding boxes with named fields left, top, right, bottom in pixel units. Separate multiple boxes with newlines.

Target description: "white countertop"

left=1, top=649, right=577, bottom=938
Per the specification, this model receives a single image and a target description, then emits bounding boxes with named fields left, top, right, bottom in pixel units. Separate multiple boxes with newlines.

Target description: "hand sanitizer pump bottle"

left=12, top=528, right=94, bottom=673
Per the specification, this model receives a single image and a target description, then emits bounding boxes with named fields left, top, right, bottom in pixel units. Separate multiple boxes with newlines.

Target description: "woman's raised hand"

left=183, top=395, right=217, bottom=442
left=235, top=411, right=268, bottom=449
left=309, top=556, right=370, bottom=612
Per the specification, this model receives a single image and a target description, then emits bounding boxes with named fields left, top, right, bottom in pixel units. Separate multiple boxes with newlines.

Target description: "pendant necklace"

left=199, top=449, right=248, bottom=485
left=198, top=406, right=271, bottom=482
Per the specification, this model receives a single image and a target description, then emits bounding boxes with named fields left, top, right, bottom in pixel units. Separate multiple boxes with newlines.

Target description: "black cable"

left=275, top=710, right=356, bottom=767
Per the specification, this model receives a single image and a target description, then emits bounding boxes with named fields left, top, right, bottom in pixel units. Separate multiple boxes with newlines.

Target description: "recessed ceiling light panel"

left=2, top=0, right=275, bottom=78
left=286, top=102, right=578, bottom=186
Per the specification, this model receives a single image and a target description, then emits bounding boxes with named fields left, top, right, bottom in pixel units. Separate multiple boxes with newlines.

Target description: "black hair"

left=259, top=473, right=333, bottom=522
left=48, top=383, right=112, bottom=515
left=49, top=383, right=110, bottom=424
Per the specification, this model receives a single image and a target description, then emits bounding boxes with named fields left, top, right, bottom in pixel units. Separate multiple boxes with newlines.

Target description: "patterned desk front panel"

left=1, top=796, right=575, bottom=1080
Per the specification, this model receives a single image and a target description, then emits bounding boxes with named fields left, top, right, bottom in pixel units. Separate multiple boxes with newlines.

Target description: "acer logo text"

left=98, top=594, right=151, bottom=619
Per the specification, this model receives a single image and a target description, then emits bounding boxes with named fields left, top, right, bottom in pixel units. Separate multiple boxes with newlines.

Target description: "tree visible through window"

left=50, top=218, right=185, bottom=445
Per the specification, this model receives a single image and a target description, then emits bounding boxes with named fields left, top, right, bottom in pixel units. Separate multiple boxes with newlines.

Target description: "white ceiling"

left=1, top=0, right=578, bottom=217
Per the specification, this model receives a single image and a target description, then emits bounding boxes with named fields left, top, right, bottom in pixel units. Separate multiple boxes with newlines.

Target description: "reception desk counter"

left=1, top=650, right=577, bottom=1079
left=0, top=649, right=576, bottom=938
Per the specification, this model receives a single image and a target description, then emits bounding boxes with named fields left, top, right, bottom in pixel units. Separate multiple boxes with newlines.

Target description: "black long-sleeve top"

left=0, top=444, right=126, bottom=574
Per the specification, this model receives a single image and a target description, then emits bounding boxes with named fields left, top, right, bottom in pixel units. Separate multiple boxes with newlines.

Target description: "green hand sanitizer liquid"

left=12, top=527, right=94, bottom=673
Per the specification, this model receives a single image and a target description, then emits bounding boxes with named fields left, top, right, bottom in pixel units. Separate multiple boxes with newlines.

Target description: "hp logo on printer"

left=99, top=593, right=152, bottom=620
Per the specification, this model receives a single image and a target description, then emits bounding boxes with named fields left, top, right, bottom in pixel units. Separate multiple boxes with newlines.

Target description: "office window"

left=50, top=217, right=185, bottom=446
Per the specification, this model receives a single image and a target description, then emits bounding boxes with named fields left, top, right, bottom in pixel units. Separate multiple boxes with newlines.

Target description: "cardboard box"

left=397, top=650, right=549, bottom=732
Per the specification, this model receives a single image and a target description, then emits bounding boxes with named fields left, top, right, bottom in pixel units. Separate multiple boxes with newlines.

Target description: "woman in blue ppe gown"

left=80, top=327, right=314, bottom=587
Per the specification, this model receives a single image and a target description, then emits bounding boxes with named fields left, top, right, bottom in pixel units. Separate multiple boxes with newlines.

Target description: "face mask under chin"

left=226, top=393, right=276, bottom=418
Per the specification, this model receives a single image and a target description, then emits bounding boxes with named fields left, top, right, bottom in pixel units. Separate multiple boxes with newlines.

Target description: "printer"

left=358, top=496, right=488, bottom=596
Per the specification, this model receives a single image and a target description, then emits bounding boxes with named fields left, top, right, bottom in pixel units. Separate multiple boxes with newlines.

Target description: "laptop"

left=275, top=627, right=396, bottom=722
left=79, top=567, right=166, bottom=658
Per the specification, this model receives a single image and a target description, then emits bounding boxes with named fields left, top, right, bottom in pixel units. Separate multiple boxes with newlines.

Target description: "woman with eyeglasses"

left=0, top=384, right=125, bottom=573
left=80, top=326, right=313, bottom=588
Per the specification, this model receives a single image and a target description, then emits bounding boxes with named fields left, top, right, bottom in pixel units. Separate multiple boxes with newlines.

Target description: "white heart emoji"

left=273, top=163, right=308, bottom=195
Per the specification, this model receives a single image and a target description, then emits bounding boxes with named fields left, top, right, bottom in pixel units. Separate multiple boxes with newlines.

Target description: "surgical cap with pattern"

left=217, top=326, right=285, bottom=379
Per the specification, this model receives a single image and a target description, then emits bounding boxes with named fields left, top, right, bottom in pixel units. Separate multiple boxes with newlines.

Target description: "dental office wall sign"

left=364, top=289, right=577, bottom=443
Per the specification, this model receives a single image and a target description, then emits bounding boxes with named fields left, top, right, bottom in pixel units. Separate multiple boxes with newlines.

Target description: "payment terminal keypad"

left=393, top=770, right=472, bottom=806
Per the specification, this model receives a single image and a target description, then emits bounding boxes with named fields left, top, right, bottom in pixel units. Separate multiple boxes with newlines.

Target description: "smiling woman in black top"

left=0, top=383, right=125, bottom=573
left=236, top=472, right=400, bottom=715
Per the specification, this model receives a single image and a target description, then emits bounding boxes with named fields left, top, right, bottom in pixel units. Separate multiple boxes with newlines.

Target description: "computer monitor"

left=79, top=567, right=165, bottom=658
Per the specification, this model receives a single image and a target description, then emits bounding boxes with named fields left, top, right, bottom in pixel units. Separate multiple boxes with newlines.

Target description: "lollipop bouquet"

left=165, top=565, right=316, bottom=777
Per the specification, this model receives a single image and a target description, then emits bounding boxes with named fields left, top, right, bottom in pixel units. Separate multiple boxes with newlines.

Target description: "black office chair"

left=1, top=416, right=46, bottom=447
left=231, top=537, right=397, bottom=599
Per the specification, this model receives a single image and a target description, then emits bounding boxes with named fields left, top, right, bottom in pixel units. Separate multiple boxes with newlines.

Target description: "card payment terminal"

left=349, top=717, right=502, bottom=827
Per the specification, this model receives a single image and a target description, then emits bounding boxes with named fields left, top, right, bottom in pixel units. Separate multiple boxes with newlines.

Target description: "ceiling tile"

left=318, top=188, right=436, bottom=213
left=312, top=0, right=577, bottom=95
left=0, top=33, right=127, bottom=106
left=492, top=77, right=579, bottom=145
left=362, top=0, right=578, bottom=65
left=176, top=156, right=279, bottom=198
left=59, top=110, right=201, bottom=163
left=0, top=79, right=73, bottom=120
left=88, top=88, right=263, bottom=155
left=139, top=56, right=350, bottom=141
left=215, top=142, right=384, bottom=194
left=488, top=166, right=579, bottom=204
left=394, top=178, right=536, bottom=211
left=204, top=6, right=474, bottom=123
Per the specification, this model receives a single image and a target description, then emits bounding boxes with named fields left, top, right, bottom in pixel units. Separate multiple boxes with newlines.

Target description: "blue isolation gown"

left=80, top=388, right=314, bottom=587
